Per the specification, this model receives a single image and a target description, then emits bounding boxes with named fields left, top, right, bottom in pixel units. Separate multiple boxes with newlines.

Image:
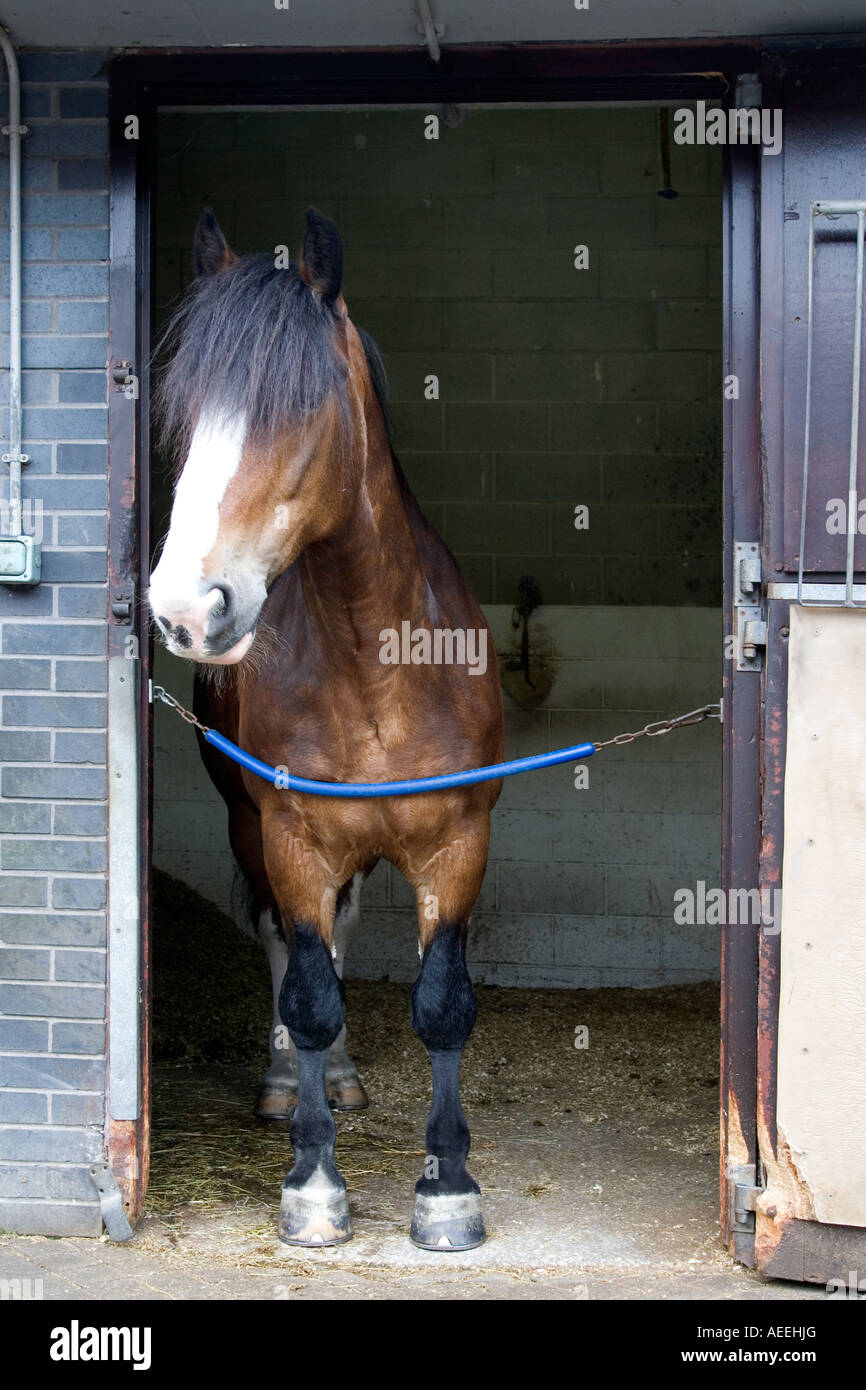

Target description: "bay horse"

left=148, top=207, right=505, bottom=1250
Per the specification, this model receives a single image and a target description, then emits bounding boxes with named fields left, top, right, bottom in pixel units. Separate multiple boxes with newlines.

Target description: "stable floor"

left=0, top=935, right=825, bottom=1298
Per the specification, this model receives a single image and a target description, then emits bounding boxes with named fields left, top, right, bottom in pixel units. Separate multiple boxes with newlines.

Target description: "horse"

left=148, top=206, right=505, bottom=1250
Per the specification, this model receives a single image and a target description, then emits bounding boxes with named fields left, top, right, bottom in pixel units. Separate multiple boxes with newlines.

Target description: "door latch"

left=733, top=541, right=767, bottom=671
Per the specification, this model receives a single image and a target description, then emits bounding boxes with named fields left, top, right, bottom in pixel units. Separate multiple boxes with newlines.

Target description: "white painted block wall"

left=152, top=605, right=721, bottom=988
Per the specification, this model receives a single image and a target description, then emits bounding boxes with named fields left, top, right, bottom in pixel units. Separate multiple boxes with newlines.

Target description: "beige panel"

left=778, top=606, right=866, bottom=1227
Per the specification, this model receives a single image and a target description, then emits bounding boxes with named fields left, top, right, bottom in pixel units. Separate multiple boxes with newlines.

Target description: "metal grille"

left=799, top=199, right=866, bottom=607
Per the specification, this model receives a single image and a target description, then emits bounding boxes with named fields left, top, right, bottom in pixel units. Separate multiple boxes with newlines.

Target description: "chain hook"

left=150, top=683, right=212, bottom=734
left=593, top=703, right=721, bottom=752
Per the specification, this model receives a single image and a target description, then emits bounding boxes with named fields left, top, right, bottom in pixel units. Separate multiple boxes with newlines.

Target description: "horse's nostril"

left=209, top=583, right=237, bottom=632
left=155, top=615, right=170, bottom=634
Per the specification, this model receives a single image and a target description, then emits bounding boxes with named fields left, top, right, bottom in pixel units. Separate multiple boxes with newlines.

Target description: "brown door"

left=723, top=48, right=866, bottom=1286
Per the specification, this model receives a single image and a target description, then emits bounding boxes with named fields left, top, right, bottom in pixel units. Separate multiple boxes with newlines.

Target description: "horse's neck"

left=297, top=429, right=428, bottom=644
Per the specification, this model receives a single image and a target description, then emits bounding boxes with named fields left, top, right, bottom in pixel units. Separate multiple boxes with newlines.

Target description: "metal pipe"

left=415, top=0, right=441, bottom=64
left=846, top=208, right=865, bottom=605
left=798, top=206, right=817, bottom=606
left=0, top=25, right=26, bottom=536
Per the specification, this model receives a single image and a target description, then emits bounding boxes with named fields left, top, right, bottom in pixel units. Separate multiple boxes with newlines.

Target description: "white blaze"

left=149, top=410, right=246, bottom=623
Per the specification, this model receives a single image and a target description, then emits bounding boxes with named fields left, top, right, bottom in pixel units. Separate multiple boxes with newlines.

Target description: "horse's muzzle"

left=149, top=576, right=257, bottom=664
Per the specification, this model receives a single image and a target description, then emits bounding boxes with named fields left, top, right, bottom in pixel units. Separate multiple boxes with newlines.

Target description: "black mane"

left=356, top=325, right=394, bottom=448
left=153, top=253, right=350, bottom=457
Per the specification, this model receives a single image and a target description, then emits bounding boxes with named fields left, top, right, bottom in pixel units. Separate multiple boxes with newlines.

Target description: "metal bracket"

left=88, top=1161, right=134, bottom=1242
left=111, top=590, right=133, bottom=623
left=733, top=540, right=767, bottom=670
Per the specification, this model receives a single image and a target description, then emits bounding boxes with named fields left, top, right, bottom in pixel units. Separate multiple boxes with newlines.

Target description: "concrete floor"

left=0, top=981, right=830, bottom=1301
left=0, top=1229, right=826, bottom=1300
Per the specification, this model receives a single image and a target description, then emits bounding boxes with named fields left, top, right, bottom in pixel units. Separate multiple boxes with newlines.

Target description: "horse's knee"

left=279, top=923, right=345, bottom=1051
left=411, top=926, right=476, bottom=1052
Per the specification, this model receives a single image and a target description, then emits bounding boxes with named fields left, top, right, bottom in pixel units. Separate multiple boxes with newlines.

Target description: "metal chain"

left=150, top=683, right=212, bottom=734
left=592, top=702, right=721, bottom=751
left=151, top=681, right=720, bottom=755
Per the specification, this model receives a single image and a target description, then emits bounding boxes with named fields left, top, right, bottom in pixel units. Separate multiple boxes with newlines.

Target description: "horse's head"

left=149, top=207, right=359, bottom=663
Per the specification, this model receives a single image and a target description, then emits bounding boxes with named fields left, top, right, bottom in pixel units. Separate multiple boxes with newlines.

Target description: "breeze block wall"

left=153, top=107, right=722, bottom=989
left=0, top=51, right=110, bottom=1237
left=155, top=106, right=723, bottom=607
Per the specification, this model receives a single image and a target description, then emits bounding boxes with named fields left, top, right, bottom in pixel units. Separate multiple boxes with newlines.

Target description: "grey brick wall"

left=0, top=50, right=109, bottom=1238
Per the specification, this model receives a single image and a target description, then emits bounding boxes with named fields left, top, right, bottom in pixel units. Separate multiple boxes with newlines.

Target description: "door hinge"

left=731, top=1176, right=762, bottom=1231
left=727, top=1162, right=764, bottom=1267
left=733, top=540, right=767, bottom=670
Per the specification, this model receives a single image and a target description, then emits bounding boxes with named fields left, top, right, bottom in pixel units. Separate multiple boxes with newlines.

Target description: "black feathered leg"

left=277, top=923, right=351, bottom=1246
left=410, top=923, right=485, bottom=1250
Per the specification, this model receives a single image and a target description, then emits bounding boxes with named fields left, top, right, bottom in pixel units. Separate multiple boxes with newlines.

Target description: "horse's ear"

left=299, top=207, right=343, bottom=308
left=193, top=208, right=237, bottom=277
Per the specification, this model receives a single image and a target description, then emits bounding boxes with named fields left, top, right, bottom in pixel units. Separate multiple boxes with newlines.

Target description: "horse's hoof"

left=410, top=1190, right=486, bottom=1252
left=255, top=1085, right=297, bottom=1120
left=326, top=1076, right=369, bottom=1111
left=278, top=1182, right=352, bottom=1247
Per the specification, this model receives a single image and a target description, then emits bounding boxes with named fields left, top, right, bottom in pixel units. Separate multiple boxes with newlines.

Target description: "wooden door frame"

left=105, top=38, right=756, bottom=1231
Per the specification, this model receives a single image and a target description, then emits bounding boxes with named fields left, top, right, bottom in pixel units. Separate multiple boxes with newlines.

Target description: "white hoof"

left=410, top=1189, right=486, bottom=1252
left=279, top=1174, right=352, bottom=1247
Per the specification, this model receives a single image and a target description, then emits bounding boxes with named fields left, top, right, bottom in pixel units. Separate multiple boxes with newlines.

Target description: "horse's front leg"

left=408, top=832, right=489, bottom=1251
left=256, top=878, right=368, bottom=1118
left=276, top=920, right=351, bottom=1244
